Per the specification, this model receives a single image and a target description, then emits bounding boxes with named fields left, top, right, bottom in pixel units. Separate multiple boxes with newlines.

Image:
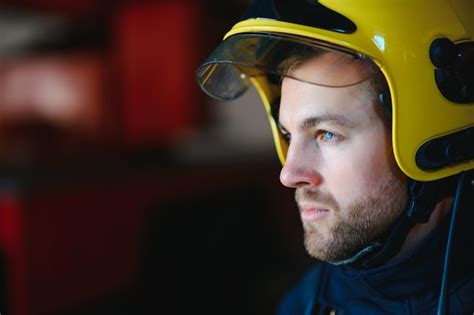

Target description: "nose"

left=279, top=143, right=322, bottom=188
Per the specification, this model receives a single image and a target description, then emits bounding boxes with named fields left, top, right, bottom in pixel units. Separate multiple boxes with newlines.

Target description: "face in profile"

left=278, top=52, right=408, bottom=262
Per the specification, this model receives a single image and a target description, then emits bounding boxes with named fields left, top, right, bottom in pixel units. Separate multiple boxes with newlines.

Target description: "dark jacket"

left=277, top=205, right=474, bottom=314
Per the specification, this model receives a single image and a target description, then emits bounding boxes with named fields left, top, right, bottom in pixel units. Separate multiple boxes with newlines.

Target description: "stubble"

left=297, top=174, right=407, bottom=262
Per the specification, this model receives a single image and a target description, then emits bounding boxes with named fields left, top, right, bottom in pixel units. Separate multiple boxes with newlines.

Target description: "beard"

left=297, top=174, right=407, bottom=262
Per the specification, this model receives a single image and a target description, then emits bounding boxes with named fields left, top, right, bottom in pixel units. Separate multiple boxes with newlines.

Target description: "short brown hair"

left=273, top=49, right=391, bottom=125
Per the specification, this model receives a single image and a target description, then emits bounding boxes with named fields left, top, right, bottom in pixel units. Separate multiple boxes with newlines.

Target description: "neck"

left=392, top=197, right=454, bottom=261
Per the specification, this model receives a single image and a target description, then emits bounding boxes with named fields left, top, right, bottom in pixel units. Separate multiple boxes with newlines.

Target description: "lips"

left=300, top=206, right=329, bottom=222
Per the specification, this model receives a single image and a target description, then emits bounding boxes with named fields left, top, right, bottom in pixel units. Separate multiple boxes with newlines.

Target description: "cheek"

left=323, top=131, right=394, bottom=205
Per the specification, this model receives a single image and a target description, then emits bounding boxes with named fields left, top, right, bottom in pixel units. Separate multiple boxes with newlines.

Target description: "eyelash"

left=281, top=130, right=340, bottom=144
left=281, top=132, right=291, bottom=144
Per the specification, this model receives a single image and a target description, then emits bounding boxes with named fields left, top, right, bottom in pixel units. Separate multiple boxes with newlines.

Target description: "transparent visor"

left=196, top=33, right=381, bottom=101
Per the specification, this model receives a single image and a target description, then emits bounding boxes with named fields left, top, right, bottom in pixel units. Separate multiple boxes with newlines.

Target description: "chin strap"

left=329, top=241, right=382, bottom=266
left=329, top=174, right=458, bottom=268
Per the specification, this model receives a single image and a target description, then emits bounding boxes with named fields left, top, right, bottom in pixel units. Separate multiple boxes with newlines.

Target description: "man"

left=196, top=0, right=474, bottom=313
left=279, top=51, right=416, bottom=263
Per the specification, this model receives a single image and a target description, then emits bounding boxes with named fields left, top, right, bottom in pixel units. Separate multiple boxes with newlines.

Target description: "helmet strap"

left=378, top=90, right=392, bottom=122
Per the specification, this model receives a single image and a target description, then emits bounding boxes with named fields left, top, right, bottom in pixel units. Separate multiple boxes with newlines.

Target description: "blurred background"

left=0, top=0, right=314, bottom=314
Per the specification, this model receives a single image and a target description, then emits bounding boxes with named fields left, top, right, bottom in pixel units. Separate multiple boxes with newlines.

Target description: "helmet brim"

left=196, top=33, right=380, bottom=101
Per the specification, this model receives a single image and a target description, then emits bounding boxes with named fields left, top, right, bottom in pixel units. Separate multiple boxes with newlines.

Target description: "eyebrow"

left=278, top=114, right=356, bottom=133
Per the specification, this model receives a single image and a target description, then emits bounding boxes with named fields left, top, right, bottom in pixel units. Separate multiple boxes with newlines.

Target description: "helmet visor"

left=196, top=33, right=380, bottom=101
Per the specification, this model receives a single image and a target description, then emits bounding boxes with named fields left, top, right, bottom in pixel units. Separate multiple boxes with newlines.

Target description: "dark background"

left=0, top=1, right=315, bottom=314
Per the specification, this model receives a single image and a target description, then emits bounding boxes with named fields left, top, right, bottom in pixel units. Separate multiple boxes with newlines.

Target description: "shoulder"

left=276, top=263, right=331, bottom=315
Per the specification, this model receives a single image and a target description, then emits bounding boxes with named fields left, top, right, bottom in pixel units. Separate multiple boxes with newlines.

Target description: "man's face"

left=278, top=53, right=408, bottom=262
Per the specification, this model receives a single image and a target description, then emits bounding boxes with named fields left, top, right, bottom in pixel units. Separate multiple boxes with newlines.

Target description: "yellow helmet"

left=196, top=0, right=474, bottom=181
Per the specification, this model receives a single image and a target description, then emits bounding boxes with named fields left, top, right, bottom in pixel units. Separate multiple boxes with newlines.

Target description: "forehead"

left=279, top=53, right=377, bottom=127
left=284, top=51, right=376, bottom=87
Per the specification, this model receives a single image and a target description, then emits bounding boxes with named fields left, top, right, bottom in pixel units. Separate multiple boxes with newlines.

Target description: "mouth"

left=299, top=204, right=330, bottom=222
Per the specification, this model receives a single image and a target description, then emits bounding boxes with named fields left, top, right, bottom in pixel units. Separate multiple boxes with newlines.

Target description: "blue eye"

left=320, top=131, right=337, bottom=142
left=323, top=131, right=335, bottom=141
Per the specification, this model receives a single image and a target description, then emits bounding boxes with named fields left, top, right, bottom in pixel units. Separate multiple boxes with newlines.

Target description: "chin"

left=304, top=229, right=334, bottom=261
left=303, top=226, right=370, bottom=262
